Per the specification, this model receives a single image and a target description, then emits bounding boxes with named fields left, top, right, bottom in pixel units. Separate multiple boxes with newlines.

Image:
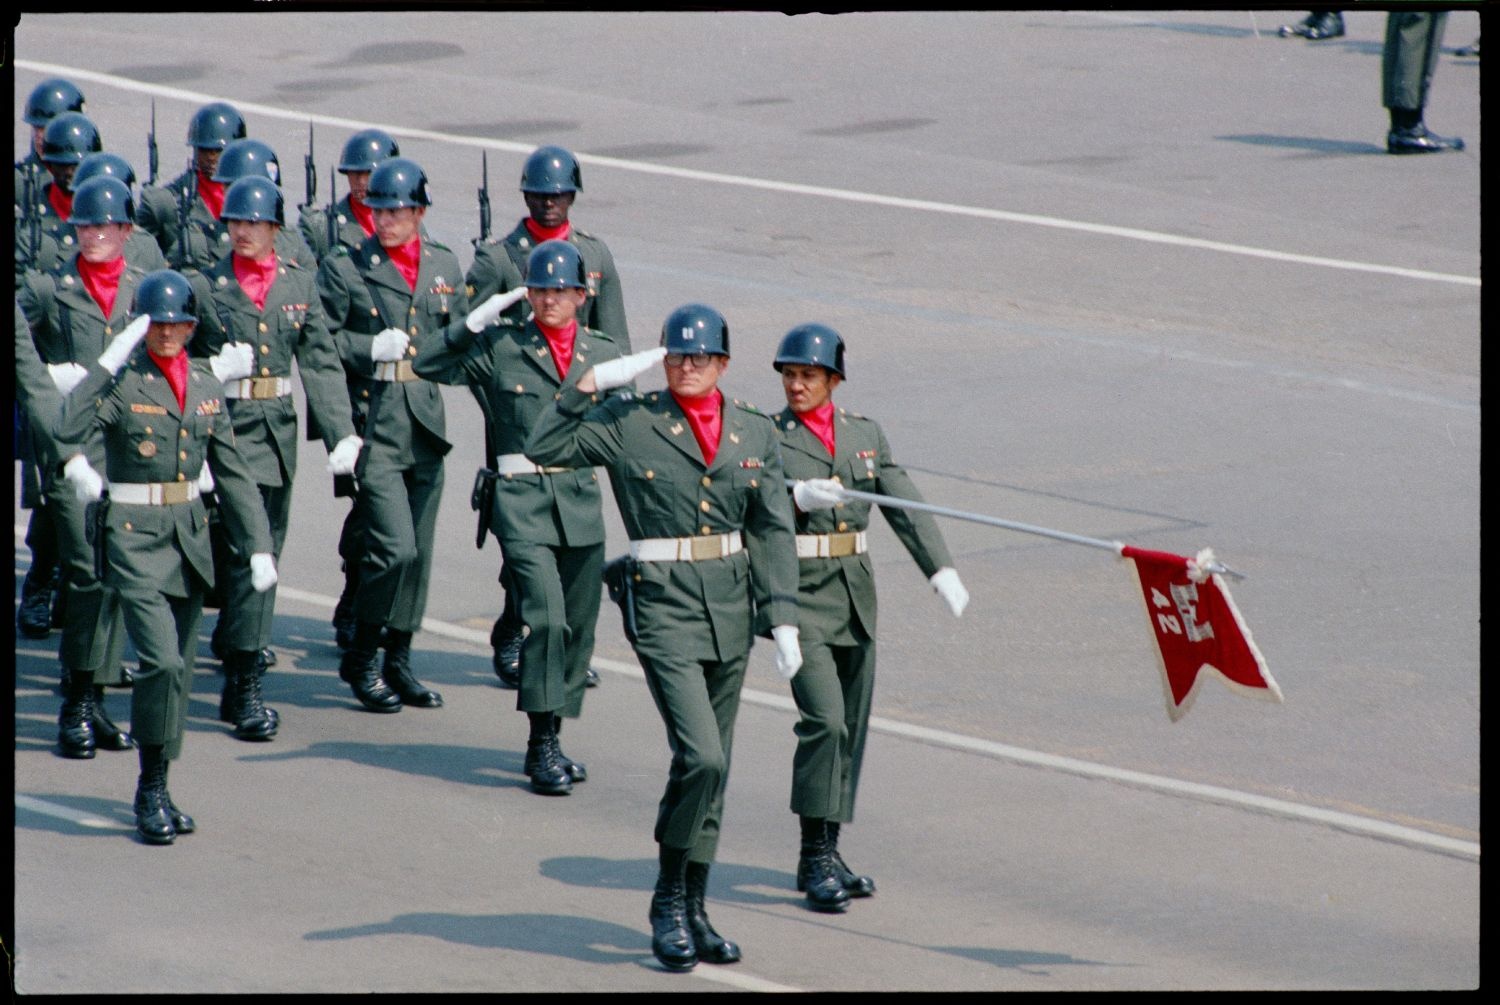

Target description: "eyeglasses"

left=664, top=353, right=720, bottom=369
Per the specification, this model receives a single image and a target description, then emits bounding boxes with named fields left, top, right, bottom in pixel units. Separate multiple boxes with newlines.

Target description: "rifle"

left=21, top=162, right=43, bottom=270
left=475, top=150, right=491, bottom=247
left=147, top=99, right=159, bottom=186
left=302, top=121, right=317, bottom=210
left=175, top=168, right=195, bottom=269
left=326, top=158, right=338, bottom=256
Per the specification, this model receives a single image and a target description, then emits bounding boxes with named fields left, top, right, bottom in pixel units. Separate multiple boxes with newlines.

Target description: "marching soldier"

left=525, top=304, right=802, bottom=972
left=71, top=153, right=169, bottom=271
left=205, top=138, right=319, bottom=268
left=317, top=156, right=470, bottom=712
left=53, top=269, right=277, bottom=844
left=16, top=76, right=86, bottom=196
left=765, top=325, right=969, bottom=912
left=415, top=241, right=626, bottom=794
left=468, top=144, right=631, bottom=687
left=134, top=101, right=247, bottom=270
left=18, top=176, right=155, bottom=759
left=194, top=175, right=362, bottom=740
left=22, top=112, right=104, bottom=275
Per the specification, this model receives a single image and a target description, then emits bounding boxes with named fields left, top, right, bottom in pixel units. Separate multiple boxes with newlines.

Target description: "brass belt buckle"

left=690, top=535, right=722, bottom=561
left=395, top=360, right=416, bottom=382
left=251, top=377, right=279, bottom=399
left=827, top=532, right=856, bottom=558
left=161, top=481, right=191, bottom=505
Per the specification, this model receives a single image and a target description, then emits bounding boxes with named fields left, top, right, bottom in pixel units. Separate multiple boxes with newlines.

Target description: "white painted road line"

left=16, top=59, right=1481, bottom=289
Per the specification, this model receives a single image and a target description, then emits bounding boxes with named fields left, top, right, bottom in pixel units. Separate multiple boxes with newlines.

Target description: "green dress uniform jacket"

left=54, top=350, right=274, bottom=756
left=317, top=234, right=471, bottom=631
left=136, top=169, right=316, bottom=272
left=298, top=194, right=371, bottom=266
left=467, top=220, right=631, bottom=349
left=768, top=404, right=953, bottom=822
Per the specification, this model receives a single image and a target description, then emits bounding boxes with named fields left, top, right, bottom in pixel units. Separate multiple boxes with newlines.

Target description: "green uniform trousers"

left=788, top=637, right=877, bottom=823
left=1384, top=11, right=1449, bottom=111
left=216, top=482, right=292, bottom=652
left=504, top=538, right=603, bottom=719
left=50, top=487, right=128, bottom=685
left=118, top=582, right=204, bottom=761
left=353, top=454, right=445, bottom=634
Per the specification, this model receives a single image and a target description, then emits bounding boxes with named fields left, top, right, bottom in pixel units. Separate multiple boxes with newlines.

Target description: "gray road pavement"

left=12, top=9, right=1479, bottom=991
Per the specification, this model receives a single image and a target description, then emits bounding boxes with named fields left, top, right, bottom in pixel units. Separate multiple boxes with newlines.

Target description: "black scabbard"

left=85, top=496, right=109, bottom=581
left=470, top=467, right=498, bottom=549
left=601, top=555, right=640, bottom=644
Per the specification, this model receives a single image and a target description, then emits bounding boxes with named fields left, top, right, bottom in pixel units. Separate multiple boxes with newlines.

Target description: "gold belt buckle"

left=251, top=377, right=280, bottom=399
left=690, top=535, right=722, bottom=561
left=827, top=532, right=857, bottom=558
left=160, top=481, right=192, bottom=505
left=395, top=360, right=417, bottom=382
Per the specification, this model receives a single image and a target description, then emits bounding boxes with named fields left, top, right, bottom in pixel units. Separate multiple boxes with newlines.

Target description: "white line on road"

left=15, top=59, right=1481, bottom=289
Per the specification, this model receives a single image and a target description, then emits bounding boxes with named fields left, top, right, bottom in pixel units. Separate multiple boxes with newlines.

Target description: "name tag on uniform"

left=130, top=403, right=168, bottom=415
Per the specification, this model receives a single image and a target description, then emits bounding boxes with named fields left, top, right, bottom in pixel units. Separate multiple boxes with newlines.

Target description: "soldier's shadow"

left=540, top=855, right=800, bottom=909
left=238, top=739, right=530, bottom=787
left=302, top=911, right=647, bottom=965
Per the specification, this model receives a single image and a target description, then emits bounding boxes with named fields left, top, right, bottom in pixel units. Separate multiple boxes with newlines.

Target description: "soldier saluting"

left=525, top=304, right=802, bottom=972
left=53, top=269, right=278, bottom=845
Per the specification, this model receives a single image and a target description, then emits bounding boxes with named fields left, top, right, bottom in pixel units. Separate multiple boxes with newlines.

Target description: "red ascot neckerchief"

left=48, top=183, right=73, bottom=222
left=796, top=401, right=837, bottom=457
left=349, top=194, right=375, bottom=237
left=77, top=254, right=126, bottom=320
left=197, top=171, right=226, bottom=220
left=233, top=251, right=279, bottom=311
left=671, top=389, right=724, bottom=466
left=384, top=236, right=421, bottom=292
left=524, top=219, right=572, bottom=244
left=148, top=349, right=190, bottom=412
left=535, top=320, right=577, bottom=379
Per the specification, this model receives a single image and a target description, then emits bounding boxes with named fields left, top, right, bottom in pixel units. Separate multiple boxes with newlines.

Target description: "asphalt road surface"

left=11, top=10, right=1479, bottom=992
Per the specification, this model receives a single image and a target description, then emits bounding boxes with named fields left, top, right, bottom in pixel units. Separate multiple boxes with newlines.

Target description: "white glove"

left=327, top=434, right=363, bottom=475
left=209, top=342, right=255, bottom=383
left=98, top=315, right=151, bottom=375
left=929, top=567, right=969, bottom=618
left=792, top=478, right=846, bottom=511
left=466, top=288, right=528, bottom=332
left=249, top=553, right=278, bottom=593
left=592, top=346, right=668, bottom=391
left=48, top=362, right=89, bottom=394
left=771, top=625, right=803, bottom=681
left=63, top=454, right=104, bottom=502
left=370, top=327, right=411, bottom=363
left=197, top=463, right=215, bottom=494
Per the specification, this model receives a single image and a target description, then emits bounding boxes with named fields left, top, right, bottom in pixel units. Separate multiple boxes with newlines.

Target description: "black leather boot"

left=1279, top=10, right=1344, bottom=40
left=57, top=673, right=97, bottom=759
left=684, top=860, right=741, bottom=964
left=134, top=744, right=175, bottom=845
left=17, top=564, right=56, bottom=639
left=91, top=687, right=135, bottom=751
left=524, top=712, right=573, bottom=795
left=796, top=817, right=851, bottom=912
left=224, top=650, right=278, bottom=740
left=649, top=845, right=698, bottom=972
left=340, top=622, right=401, bottom=713
left=553, top=714, right=587, bottom=782
left=332, top=565, right=359, bottom=650
left=491, top=614, right=523, bottom=689
left=382, top=630, right=442, bottom=708
left=826, top=821, right=875, bottom=897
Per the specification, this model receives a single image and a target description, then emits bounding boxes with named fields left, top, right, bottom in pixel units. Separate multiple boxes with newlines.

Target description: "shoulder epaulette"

left=732, top=398, right=768, bottom=418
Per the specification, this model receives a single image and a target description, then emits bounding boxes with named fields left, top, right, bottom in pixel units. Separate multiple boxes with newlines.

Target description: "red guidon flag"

left=1119, top=546, right=1281, bottom=721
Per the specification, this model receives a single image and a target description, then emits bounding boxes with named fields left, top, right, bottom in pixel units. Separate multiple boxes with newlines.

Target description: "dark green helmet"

left=24, top=78, right=86, bottom=127
left=67, top=177, right=136, bottom=226
left=660, top=303, right=730, bottom=357
left=40, top=112, right=103, bottom=165
left=186, top=101, right=247, bottom=150
left=73, top=152, right=139, bottom=193
left=220, top=176, right=286, bottom=226
left=524, top=240, right=587, bottom=289
left=212, top=138, right=281, bottom=185
left=774, top=323, right=846, bottom=378
left=520, top=145, right=582, bottom=194
left=364, top=157, right=431, bottom=208
left=338, top=129, right=400, bottom=172
left=133, top=269, right=199, bottom=324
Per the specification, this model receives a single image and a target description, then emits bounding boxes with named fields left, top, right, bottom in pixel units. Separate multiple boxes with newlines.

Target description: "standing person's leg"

left=1385, top=11, right=1463, bottom=153
left=380, top=459, right=445, bottom=707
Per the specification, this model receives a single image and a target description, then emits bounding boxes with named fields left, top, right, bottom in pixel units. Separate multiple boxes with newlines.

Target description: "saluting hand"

left=465, top=288, right=527, bottom=333
left=327, top=434, right=363, bottom=475
left=249, top=553, right=278, bottom=593
left=63, top=454, right=104, bottom=502
left=772, top=624, right=803, bottom=680
left=589, top=346, right=668, bottom=392
left=98, top=314, right=151, bottom=375
left=929, top=567, right=969, bottom=618
left=370, top=327, right=411, bottom=363
left=209, top=342, right=255, bottom=383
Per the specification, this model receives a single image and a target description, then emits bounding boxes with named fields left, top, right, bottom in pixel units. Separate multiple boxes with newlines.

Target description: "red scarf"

left=535, top=320, right=577, bottom=379
left=796, top=401, right=837, bottom=456
left=48, top=183, right=73, bottom=222
left=384, top=236, right=421, bottom=292
left=233, top=251, right=279, bottom=311
left=349, top=194, right=375, bottom=237
left=77, top=255, right=126, bottom=319
left=148, top=349, right=190, bottom=412
left=524, top=218, right=571, bottom=244
left=671, top=389, right=724, bottom=466
left=197, top=171, right=226, bottom=220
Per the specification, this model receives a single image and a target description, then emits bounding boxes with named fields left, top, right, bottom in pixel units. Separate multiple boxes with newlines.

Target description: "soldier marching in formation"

left=16, top=83, right=979, bottom=970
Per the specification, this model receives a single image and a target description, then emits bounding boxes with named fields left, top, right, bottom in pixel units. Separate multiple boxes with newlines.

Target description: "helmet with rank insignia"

left=186, top=101, right=247, bottom=149
left=24, top=78, right=86, bottom=126
left=220, top=175, right=286, bottom=226
left=524, top=239, right=587, bottom=289
left=40, top=112, right=103, bottom=165
left=67, top=177, right=136, bottom=226
left=133, top=269, right=199, bottom=324
left=212, top=138, right=281, bottom=185
left=520, top=145, right=582, bottom=194
left=364, top=157, right=431, bottom=208
left=73, top=152, right=139, bottom=194
left=338, top=129, right=401, bottom=173
left=774, top=323, right=846, bottom=378
left=660, top=303, right=730, bottom=358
